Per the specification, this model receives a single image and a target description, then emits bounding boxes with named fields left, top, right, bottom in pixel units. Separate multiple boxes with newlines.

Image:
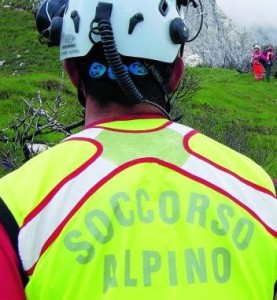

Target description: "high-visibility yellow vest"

left=0, top=116, right=276, bottom=299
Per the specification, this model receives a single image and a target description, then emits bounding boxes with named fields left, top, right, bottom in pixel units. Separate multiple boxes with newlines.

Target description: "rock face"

left=183, top=0, right=258, bottom=68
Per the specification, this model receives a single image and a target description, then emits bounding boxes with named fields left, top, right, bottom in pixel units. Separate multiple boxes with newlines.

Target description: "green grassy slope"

left=0, top=2, right=276, bottom=177
left=0, top=3, right=79, bottom=126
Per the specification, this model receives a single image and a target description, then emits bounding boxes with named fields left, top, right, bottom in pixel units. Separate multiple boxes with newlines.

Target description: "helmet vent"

left=159, top=0, right=169, bottom=16
left=70, top=10, right=80, bottom=33
left=128, top=13, right=144, bottom=34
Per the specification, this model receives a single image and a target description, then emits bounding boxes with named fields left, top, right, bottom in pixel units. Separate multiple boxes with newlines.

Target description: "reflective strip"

left=19, top=155, right=117, bottom=271
left=63, top=127, right=104, bottom=141
left=183, top=156, right=277, bottom=233
left=168, top=122, right=194, bottom=136
left=169, top=123, right=277, bottom=232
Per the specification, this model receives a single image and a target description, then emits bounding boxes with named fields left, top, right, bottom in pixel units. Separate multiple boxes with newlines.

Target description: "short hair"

left=73, top=43, right=173, bottom=109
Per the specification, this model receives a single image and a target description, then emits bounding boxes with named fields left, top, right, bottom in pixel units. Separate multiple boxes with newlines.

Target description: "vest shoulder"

left=0, top=138, right=99, bottom=190
left=187, top=132, right=275, bottom=192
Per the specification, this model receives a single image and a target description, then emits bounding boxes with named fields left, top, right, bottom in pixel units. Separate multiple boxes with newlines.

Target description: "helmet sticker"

left=129, top=62, right=149, bottom=76
left=89, top=62, right=106, bottom=79
left=88, top=61, right=148, bottom=80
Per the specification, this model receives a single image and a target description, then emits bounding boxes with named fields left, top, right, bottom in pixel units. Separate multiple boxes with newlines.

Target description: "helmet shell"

left=60, top=0, right=181, bottom=63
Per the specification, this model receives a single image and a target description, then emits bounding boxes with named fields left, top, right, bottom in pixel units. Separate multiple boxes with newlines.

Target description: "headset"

left=35, top=0, right=68, bottom=46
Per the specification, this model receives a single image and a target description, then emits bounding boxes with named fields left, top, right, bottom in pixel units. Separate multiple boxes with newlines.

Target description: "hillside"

left=0, top=1, right=276, bottom=178
left=183, top=68, right=277, bottom=177
left=183, top=0, right=257, bottom=68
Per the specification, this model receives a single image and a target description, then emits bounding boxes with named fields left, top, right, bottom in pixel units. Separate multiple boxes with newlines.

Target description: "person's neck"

left=84, top=99, right=164, bottom=125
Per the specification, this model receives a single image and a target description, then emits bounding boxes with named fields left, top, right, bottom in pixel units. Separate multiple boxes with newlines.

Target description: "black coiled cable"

left=98, top=19, right=144, bottom=103
left=89, top=16, right=171, bottom=120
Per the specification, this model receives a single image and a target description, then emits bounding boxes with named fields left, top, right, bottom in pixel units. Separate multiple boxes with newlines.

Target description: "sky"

left=216, top=0, right=277, bottom=29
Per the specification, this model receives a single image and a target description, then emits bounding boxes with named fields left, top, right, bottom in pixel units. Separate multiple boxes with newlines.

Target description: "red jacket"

left=0, top=223, right=26, bottom=299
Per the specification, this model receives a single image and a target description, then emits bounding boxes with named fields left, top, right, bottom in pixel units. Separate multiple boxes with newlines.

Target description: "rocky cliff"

left=183, top=0, right=258, bottom=68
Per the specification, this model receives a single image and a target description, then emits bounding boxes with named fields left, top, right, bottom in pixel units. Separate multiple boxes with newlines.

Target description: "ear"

left=63, top=59, right=80, bottom=88
left=166, top=56, right=185, bottom=94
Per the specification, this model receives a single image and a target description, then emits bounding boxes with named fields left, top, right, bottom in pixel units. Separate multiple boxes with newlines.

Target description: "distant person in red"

left=251, top=45, right=264, bottom=81
left=260, top=45, right=275, bottom=82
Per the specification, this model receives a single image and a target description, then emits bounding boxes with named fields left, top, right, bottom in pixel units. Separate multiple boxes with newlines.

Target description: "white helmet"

left=36, top=0, right=191, bottom=63
left=254, top=45, right=260, bottom=50
left=36, top=0, right=199, bottom=112
left=61, top=0, right=185, bottom=63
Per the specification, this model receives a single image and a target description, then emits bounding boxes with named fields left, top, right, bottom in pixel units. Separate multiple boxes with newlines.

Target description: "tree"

left=0, top=92, right=84, bottom=173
